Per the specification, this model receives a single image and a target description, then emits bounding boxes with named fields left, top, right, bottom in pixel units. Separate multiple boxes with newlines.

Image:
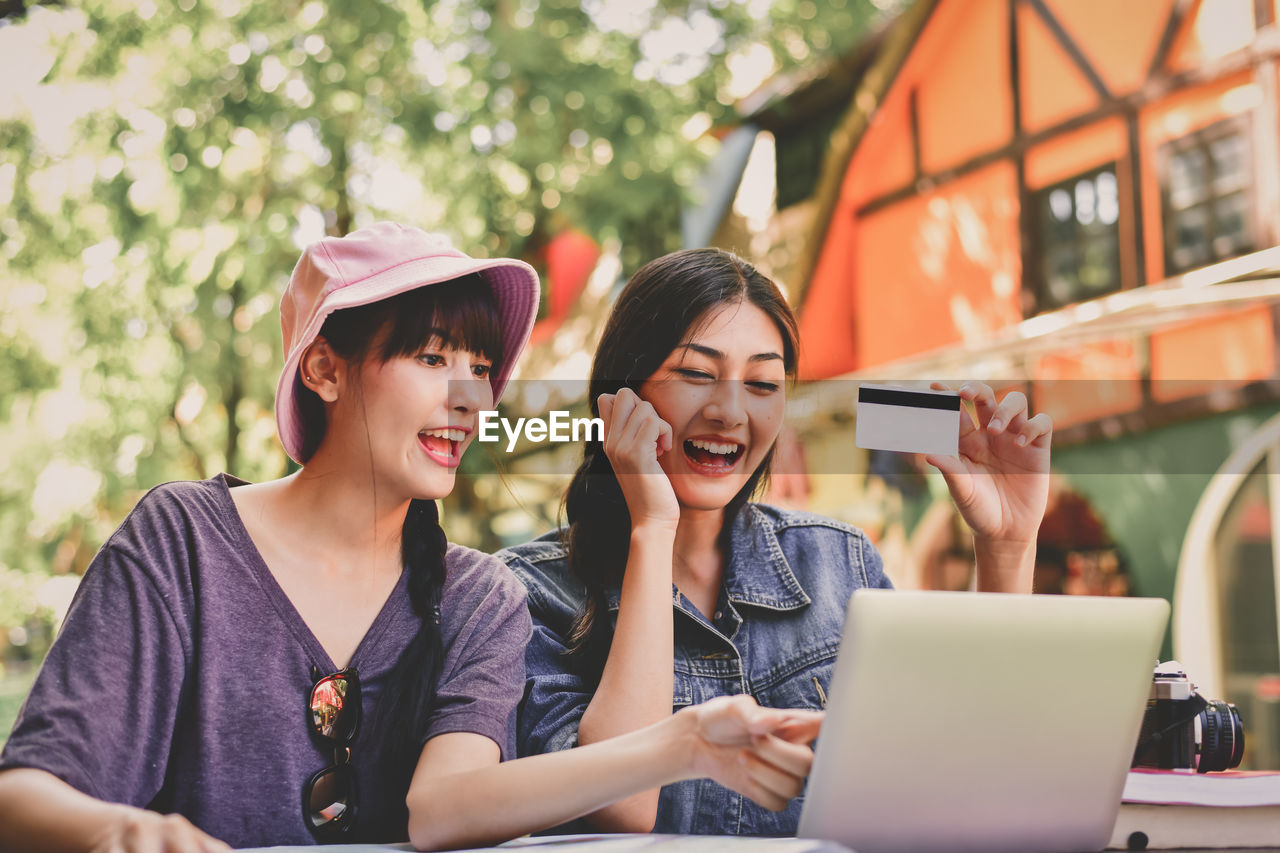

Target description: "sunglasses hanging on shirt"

left=303, top=665, right=360, bottom=838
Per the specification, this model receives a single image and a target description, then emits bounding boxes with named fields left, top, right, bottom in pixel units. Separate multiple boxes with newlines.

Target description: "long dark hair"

left=562, top=248, right=798, bottom=674
left=295, top=273, right=503, bottom=792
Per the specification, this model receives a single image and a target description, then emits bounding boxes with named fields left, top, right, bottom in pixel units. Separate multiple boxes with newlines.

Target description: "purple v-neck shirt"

left=0, top=475, right=530, bottom=847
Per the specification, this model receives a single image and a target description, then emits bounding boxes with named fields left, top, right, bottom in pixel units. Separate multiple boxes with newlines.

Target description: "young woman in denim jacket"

left=0, top=226, right=822, bottom=852
left=498, top=248, right=1053, bottom=836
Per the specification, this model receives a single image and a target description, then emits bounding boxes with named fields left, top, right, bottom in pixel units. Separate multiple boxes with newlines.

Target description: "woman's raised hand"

left=597, top=388, right=681, bottom=529
left=924, top=381, right=1052, bottom=548
left=678, top=695, right=823, bottom=813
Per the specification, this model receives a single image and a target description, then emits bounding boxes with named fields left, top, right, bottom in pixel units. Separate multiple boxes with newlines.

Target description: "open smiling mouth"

left=682, top=438, right=744, bottom=473
left=419, top=428, right=465, bottom=466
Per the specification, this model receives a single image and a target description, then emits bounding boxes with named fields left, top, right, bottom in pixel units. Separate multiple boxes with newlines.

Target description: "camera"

left=1132, top=660, right=1244, bottom=772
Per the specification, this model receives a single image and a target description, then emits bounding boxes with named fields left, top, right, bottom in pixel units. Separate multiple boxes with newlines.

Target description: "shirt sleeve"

left=502, top=554, right=596, bottom=758
left=0, top=496, right=189, bottom=806
left=424, top=559, right=532, bottom=760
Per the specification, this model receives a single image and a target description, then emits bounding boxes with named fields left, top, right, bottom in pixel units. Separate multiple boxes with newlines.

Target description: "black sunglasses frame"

left=303, top=665, right=361, bottom=838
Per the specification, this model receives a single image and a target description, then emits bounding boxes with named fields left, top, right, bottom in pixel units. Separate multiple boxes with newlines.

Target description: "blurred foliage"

left=0, top=0, right=880, bottom=660
left=1, top=669, right=37, bottom=743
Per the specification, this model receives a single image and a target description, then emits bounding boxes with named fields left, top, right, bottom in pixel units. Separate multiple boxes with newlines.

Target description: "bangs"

left=377, top=273, right=504, bottom=370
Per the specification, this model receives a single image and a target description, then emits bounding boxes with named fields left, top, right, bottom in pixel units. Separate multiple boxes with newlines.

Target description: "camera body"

left=1132, top=661, right=1244, bottom=772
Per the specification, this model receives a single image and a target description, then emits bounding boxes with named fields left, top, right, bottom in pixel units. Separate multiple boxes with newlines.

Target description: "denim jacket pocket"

left=751, top=643, right=840, bottom=711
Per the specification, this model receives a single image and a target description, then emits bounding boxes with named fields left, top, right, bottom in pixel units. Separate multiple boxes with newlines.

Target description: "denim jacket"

left=496, top=503, right=893, bottom=836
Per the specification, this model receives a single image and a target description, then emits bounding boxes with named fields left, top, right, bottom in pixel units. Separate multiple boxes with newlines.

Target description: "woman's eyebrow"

left=674, top=342, right=783, bottom=363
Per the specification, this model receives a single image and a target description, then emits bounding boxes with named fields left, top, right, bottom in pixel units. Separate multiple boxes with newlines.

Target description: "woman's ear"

left=300, top=338, right=341, bottom=403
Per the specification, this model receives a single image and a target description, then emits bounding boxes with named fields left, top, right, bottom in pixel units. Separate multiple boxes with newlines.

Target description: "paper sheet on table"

left=503, top=836, right=845, bottom=852
left=239, top=835, right=849, bottom=852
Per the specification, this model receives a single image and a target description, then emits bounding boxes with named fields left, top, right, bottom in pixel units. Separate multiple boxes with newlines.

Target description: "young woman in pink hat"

left=0, top=224, right=822, bottom=852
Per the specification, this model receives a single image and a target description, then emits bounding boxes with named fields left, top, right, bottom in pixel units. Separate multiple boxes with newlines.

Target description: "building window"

left=1032, top=164, right=1123, bottom=312
left=1161, top=118, right=1255, bottom=275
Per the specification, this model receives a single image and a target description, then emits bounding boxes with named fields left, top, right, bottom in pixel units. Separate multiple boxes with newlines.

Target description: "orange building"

left=720, top=0, right=1280, bottom=767
left=752, top=0, right=1280, bottom=397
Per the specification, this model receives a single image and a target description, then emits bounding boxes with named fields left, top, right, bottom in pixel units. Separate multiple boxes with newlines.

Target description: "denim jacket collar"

left=602, top=504, right=811, bottom=613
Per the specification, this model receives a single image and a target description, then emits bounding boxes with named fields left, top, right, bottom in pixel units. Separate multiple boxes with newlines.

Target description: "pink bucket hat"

left=275, top=221, right=540, bottom=463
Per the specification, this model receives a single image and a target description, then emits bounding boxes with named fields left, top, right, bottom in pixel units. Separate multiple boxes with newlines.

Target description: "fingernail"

left=988, top=419, right=1002, bottom=432
left=1016, top=434, right=1028, bottom=446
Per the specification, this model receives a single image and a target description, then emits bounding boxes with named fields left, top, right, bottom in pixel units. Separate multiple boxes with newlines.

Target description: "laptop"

left=797, top=589, right=1168, bottom=853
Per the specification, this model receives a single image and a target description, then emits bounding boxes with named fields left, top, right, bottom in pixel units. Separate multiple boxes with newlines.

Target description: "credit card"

left=855, top=384, right=961, bottom=456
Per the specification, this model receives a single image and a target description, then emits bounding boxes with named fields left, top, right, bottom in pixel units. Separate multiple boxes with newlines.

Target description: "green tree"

left=0, top=0, right=879, bottom=667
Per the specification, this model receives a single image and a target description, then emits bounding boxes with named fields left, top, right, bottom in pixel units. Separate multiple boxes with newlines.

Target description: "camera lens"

left=1197, top=700, right=1245, bottom=772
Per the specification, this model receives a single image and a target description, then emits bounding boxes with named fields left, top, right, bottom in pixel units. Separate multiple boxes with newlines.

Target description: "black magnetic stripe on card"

left=858, top=387, right=962, bottom=411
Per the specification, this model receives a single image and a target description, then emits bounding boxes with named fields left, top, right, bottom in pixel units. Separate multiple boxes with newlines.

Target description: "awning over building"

left=788, top=245, right=1280, bottom=428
